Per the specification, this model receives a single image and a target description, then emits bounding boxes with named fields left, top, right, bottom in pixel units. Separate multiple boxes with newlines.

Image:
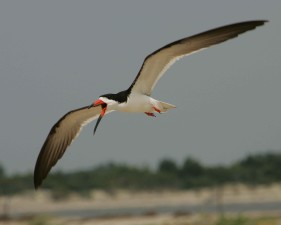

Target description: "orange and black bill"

left=93, top=101, right=107, bottom=135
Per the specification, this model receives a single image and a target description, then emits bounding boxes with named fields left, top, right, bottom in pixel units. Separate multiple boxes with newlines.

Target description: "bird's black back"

left=100, top=89, right=131, bottom=103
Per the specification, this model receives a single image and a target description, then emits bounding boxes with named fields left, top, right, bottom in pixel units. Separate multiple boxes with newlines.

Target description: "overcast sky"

left=1, top=1, right=280, bottom=175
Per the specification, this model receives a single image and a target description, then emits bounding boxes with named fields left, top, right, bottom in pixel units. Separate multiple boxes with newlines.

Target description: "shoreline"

left=1, top=183, right=281, bottom=217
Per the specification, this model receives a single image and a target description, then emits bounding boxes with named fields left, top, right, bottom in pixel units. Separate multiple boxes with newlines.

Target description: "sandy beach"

left=1, top=183, right=281, bottom=224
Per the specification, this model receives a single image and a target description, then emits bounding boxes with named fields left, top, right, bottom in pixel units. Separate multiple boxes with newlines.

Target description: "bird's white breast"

left=116, top=92, right=153, bottom=113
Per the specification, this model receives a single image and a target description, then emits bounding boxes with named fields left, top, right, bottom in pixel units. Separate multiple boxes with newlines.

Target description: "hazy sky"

left=1, top=1, right=281, bottom=175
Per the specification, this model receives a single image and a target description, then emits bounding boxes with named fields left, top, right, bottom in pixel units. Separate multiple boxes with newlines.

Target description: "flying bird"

left=34, top=20, right=267, bottom=189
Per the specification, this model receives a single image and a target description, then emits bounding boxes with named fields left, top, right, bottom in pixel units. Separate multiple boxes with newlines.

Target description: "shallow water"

left=13, top=201, right=281, bottom=219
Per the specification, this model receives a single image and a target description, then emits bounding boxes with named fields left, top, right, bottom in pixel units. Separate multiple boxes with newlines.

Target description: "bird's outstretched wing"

left=34, top=106, right=112, bottom=189
left=130, top=20, right=267, bottom=95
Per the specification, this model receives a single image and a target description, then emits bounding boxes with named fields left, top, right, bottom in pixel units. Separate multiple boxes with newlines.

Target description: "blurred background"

left=1, top=1, right=281, bottom=224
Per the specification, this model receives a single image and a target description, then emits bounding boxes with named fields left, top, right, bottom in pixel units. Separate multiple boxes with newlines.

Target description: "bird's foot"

left=145, top=112, right=156, bottom=117
left=153, top=106, right=161, bottom=113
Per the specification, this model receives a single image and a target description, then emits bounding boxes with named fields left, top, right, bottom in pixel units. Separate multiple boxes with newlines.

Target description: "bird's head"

left=89, top=94, right=118, bottom=109
left=88, top=94, right=118, bottom=135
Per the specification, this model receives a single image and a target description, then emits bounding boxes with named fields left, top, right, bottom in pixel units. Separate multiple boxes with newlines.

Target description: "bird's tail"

left=157, top=101, right=176, bottom=112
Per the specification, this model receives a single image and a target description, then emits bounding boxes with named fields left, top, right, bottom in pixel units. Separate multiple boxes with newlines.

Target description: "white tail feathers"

left=157, top=101, right=176, bottom=112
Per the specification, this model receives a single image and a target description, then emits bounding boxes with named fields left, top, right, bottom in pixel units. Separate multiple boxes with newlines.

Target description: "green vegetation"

left=29, top=215, right=52, bottom=225
left=5, top=214, right=279, bottom=225
left=1, top=152, right=281, bottom=198
left=214, top=215, right=278, bottom=225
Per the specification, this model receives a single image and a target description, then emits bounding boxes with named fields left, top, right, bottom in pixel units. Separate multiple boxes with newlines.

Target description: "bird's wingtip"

left=34, top=174, right=42, bottom=190
left=260, top=20, right=269, bottom=24
left=34, top=181, right=39, bottom=190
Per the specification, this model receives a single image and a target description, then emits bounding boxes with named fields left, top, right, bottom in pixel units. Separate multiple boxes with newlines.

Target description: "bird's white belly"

left=116, top=94, right=153, bottom=113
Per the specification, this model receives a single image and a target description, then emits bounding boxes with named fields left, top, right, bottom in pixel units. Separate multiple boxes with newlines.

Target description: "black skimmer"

left=34, top=20, right=267, bottom=189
